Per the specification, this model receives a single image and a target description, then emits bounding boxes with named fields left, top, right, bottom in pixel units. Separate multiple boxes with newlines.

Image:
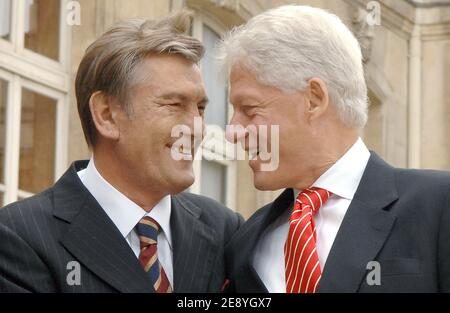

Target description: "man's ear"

left=305, top=77, right=329, bottom=121
left=89, top=91, right=120, bottom=141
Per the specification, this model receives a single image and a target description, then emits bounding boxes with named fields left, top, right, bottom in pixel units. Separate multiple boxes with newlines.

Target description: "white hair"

left=217, top=5, right=368, bottom=128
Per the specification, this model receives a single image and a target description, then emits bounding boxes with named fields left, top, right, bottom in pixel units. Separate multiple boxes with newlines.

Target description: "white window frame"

left=190, top=12, right=237, bottom=209
left=0, top=0, right=71, bottom=205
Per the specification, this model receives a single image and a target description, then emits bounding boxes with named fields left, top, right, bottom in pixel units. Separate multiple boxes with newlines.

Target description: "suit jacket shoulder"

left=0, top=161, right=244, bottom=293
left=394, top=167, right=450, bottom=195
left=0, top=188, right=61, bottom=241
left=0, top=189, right=65, bottom=292
left=390, top=167, right=450, bottom=238
left=175, top=192, right=244, bottom=240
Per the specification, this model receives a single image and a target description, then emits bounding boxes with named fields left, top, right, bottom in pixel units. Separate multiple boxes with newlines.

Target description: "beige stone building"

left=0, top=0, right=449, bottom=219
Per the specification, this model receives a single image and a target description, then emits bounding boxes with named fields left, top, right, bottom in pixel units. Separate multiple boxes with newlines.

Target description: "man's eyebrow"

left=157, top=92, right=209, bottom=105
left=230, top=94, right=259, bottom=106
left=156, top=92, right=189, bottom=101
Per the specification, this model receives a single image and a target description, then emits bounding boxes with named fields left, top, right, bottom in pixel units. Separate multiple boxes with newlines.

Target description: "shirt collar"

left=294, top=138, right=370, bottom=200
left=77, top=158, right=172, bottom=247
left=143, top=195, right=172, bottom=247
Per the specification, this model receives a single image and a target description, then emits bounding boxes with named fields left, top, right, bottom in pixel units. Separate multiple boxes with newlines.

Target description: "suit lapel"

left=170, top=194, right=219, bottom=292
left=240, top=188, right=294, bottom=292
left=53, top=161, right=153, bottom=293
left=235, top=218, right=269, bottom=292
left=318, top=153, right=398, bottom=293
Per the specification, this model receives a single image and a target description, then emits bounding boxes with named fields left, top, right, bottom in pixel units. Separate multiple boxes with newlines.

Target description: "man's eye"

left=244, top=107, right=257, bottom=116
left=163, top=103, right=182, bottom=109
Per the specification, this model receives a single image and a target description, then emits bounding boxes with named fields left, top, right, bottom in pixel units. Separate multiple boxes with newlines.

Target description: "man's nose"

left=188, top=116, right=205, bottom=140
left=226, top=113, right=248, bottom=144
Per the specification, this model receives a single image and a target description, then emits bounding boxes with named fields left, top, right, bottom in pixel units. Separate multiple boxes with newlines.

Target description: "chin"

left=253, top=170, right=281, bottom=191
left=169, top=172, right=195, bottom=194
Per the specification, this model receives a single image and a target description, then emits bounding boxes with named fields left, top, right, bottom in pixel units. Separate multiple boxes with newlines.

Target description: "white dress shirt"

left=77, top=158, right=174, bottom=287
left=253, top=137, right=370, bottom=292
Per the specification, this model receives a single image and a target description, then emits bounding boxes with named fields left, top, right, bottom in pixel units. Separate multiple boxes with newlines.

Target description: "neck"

left=92, top=145, right=166, bottom=212
left=293, top=129, right=359, bottom=190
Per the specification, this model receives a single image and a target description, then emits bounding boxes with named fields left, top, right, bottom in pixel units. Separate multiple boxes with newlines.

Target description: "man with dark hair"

left=0, top=11, right=242, bottom=293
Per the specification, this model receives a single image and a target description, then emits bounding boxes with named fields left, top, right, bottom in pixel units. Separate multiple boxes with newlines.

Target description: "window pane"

left=19, top=88, right=57, bottom=194
left=201, top=160, right=226, bottom=204
left=0, top=79, right=7, bottom=185
left=24, top=0, right=60, bottom=61
left=0, top=0, right=11, bottom=40
left=202, top=25, right=228, bottom=128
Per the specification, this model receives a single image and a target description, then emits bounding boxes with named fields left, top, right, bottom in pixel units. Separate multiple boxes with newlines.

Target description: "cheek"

left=276, top=123, right=303, bottom=159
left=122, top=121, right=167, bottom=156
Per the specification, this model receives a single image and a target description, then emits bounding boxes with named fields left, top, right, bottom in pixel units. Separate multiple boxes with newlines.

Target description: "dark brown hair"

left=75, top=10, right=204, bottom=147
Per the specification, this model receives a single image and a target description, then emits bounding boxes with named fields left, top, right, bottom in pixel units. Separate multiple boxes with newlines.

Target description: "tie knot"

left=136, top=216, right=160, bottom=246
left=295, top=187, right=331, bottom=215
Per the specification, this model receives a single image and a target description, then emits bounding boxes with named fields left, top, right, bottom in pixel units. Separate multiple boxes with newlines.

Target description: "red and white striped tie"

left=284, top=187, right=330, bottom=293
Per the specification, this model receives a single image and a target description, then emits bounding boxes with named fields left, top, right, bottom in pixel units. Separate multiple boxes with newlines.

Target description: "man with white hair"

left=220, top=5, right=450, bottom=293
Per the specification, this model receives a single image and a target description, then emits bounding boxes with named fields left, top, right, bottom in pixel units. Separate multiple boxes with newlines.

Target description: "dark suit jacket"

left=0, top=160, right=243, bottom=293
left=226, top=153, right=450, bottom=292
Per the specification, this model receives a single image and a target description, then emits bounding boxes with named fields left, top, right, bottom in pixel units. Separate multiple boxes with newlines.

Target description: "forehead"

left=136, top=54, right=205, bottom=97
left=229, top=64, right=257, bottom=87
left=229, top=64, right=279, bottom=103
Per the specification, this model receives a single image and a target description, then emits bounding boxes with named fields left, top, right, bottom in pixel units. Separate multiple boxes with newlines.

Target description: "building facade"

left=0, top=0, right=449, bottom=219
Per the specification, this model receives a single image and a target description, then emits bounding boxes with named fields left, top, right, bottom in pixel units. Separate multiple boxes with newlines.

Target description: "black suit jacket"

left=226, top=153, right=450, bottom=292
left=0, top=160, right=243, bottom=293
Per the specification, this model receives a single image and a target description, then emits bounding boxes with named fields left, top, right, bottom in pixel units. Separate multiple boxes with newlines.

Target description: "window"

left=202, top=25, right=228, bottom=129
left=19, top=87, right=58, bottom=197
left=201, top=160, right=226, bottom=203
left=0, top=0, right=70, bottom=206
left=0, top=0, right=12, bottom=41
left=190, top=13, right=237, bottom=209
left=24, top=0, right=61, bottom=61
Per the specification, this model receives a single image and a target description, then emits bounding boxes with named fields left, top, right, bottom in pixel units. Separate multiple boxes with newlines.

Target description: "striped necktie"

left=136, top=216, right=172, bottom=293
left=284, top=187, right=330, bottom=293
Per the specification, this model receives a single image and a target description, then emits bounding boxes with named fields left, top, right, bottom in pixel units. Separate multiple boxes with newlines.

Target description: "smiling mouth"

left=248, top=149, right=260, bottom=160
left=167, top=144, right=195, bottom=159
